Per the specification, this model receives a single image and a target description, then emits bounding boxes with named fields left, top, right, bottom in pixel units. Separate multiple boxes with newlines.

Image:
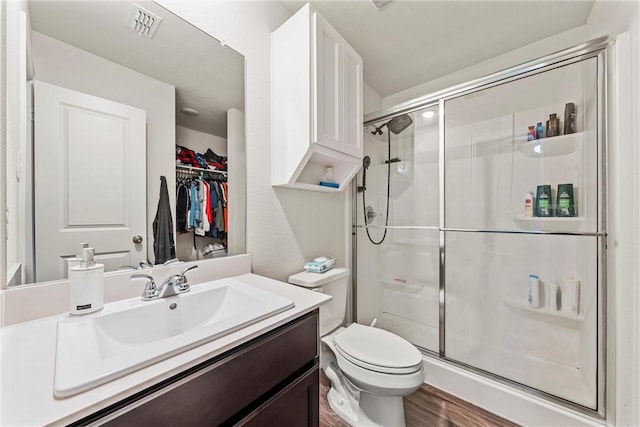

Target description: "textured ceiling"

left=281, top=0, right=594, bottom=98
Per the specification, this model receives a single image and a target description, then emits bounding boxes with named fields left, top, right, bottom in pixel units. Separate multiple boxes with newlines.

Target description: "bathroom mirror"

left=8, top=0, right=245, bottom=286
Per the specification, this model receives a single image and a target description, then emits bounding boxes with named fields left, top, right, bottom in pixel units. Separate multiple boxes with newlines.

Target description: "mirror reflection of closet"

left=10, top=0, right=245, bottom=286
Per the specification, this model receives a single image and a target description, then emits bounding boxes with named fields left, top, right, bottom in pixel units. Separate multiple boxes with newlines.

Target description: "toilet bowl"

left=288, top=268, right=424, bottom=427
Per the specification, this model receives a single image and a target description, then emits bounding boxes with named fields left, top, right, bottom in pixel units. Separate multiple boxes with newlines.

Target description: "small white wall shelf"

left=517, top=132, right=583, bottom=158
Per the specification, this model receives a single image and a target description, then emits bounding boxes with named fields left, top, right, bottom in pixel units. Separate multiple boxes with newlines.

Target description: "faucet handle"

left=131, top=273, right=158, bottom=300
left=180, top=265, right=198, bottom=279
left=177, top=265, right=198, bottom=291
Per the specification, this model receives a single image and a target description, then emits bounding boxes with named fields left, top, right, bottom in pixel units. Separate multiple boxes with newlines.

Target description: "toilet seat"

left=334, top=324, right=423, bottom=374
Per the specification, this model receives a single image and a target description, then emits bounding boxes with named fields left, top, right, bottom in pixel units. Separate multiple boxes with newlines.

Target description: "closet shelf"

left=176, top=164, right=227, bottom=176
left=504, top=298, right=584, bottom=323
left=516, top=132, right=583, bottom=158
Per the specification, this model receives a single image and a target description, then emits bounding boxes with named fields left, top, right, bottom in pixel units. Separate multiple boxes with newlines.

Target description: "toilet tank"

left=288, top=267, right=350, bottom=336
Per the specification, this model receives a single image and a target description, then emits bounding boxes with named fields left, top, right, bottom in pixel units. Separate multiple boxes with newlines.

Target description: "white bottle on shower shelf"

left=561, top=276, right=581, bottom=315
left=528, top=274, right=541, bottom=308
left=547, top=281, right=559, bottom=311
left=69, top=248, right=104, bottom=315
left=524, top=192, right=534, bottom=217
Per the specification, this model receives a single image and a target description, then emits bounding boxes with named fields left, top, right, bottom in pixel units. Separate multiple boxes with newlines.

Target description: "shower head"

left=370, top=113, right=413, bottom=136
left=386, top=114, right=413, bottom=135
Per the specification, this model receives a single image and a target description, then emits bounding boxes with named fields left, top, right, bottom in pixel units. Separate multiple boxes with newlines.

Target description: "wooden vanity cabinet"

left=76, top=310, right=319, bottom=426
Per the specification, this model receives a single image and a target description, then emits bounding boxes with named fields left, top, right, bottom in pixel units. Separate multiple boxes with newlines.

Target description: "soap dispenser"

left=69, top=248, right=104, bottom=315
left=67, top=242, right=89, bottom=276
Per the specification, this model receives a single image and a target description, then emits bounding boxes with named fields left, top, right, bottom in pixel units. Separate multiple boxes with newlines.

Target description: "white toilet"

left=289, top=268, right=424, bottom=427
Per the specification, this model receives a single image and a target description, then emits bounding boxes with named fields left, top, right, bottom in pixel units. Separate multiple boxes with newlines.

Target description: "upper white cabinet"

left=272, top=4, right=363, bottom=192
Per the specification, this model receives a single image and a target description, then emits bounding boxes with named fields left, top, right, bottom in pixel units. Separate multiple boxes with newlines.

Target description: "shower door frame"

left=354, top=36, right=611, bottom=419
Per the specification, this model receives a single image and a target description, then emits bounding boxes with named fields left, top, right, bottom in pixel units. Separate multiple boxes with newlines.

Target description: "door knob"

left=132, top=235, right=143, bottom=244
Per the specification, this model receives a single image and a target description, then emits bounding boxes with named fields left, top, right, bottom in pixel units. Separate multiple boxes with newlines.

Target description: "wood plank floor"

left=320, top=371, right=519, bottom=427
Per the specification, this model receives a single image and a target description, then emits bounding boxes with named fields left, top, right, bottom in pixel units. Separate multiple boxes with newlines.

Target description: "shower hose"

left=362, top=130, right=391, bottom=245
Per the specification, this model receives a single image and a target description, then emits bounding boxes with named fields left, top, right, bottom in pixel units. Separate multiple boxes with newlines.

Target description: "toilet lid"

left=334, top=324, right=422, bottom=374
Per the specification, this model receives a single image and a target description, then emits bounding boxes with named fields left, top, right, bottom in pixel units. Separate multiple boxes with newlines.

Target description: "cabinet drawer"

left=98, top=311, right=318, bottom=426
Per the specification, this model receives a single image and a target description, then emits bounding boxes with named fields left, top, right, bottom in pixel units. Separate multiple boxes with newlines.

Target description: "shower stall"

left=353, top=38, right=607, bottom=416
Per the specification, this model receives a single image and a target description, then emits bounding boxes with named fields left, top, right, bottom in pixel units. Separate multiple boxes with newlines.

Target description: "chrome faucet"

left=130, top=265, right=198, bottom=301
left=157, top=265, right=198, bottom=298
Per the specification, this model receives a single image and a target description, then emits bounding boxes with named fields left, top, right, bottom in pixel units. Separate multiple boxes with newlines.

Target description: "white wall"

left=363, top=81, right=382, bottom=115
left=30, top=31, right=176, bottom=266
left=176, top=125, right=227, bottom=156
left=227, top=108, right=246, bottom=256
left=158, top=1, right=348, bottom=282
left=1, top=0, right=7, bottom=296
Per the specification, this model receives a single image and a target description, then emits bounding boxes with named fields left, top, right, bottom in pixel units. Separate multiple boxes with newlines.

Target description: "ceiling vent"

left=126, top=4, right=162, bottom=39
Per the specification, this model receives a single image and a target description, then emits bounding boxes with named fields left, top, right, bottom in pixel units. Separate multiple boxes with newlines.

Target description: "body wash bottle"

left=69, top=248, right=104, bottom=315
left=524, top=192, right=534, bottom=217
left=528, top=274, right=541, bottom=308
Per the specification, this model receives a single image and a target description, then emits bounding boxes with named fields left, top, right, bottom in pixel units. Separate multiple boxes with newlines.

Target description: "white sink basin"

left=54, top=277, right=294, bottom=398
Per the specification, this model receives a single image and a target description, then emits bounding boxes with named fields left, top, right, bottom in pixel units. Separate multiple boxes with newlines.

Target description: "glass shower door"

left=443, top=57, right=602, bottom=409
left=356, top=106, right=440, bottom=353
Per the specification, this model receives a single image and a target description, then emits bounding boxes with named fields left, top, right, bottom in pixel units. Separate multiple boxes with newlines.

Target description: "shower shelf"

left=379, top=277, right=433, bottom=293
left=504, top=298, right=584, bottom=324
left=513, top=216, right=585, bottom=232
left=516, top=132, right=583, bottom=158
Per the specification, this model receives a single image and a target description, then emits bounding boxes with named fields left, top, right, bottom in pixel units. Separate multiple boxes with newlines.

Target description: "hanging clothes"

left=176, top=182, right=189, bottom=233
left=213, top=181, right=225, bottom=233
left=175, top=168, right=228, bottom=254
left=221, top=182, right=228, bottom=233
left=189, top=182, right=200, bottom=229
left=208, top=179, right=219, bottom=238
left=153, top=176, right=176, bottom=264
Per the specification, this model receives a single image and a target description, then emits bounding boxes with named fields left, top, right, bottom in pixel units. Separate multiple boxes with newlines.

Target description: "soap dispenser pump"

left=69, top=248, right=104, bottom=315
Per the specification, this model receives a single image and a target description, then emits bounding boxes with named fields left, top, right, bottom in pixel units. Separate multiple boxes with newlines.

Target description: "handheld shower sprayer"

left=357, top=156, right=371, bottom=193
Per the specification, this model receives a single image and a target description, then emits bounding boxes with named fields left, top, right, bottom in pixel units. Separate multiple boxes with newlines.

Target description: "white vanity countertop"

left=0, top=273, right=330, bottom=426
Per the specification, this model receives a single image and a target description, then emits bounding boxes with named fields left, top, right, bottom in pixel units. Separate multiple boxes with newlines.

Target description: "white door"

left=34, top=80, right=146, bottom=282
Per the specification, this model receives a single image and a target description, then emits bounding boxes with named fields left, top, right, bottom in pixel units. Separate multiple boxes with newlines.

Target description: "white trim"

left=610, top=31, right=640, bottom=427
left=1, top=0, right=7, bottom=291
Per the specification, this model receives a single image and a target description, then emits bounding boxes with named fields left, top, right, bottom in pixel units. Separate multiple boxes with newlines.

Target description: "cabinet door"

left=342, top=44, right=363, bottom=158
left=313, top=12, right=342, bottom=151
left=238, top=366, right=319, bottom=427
